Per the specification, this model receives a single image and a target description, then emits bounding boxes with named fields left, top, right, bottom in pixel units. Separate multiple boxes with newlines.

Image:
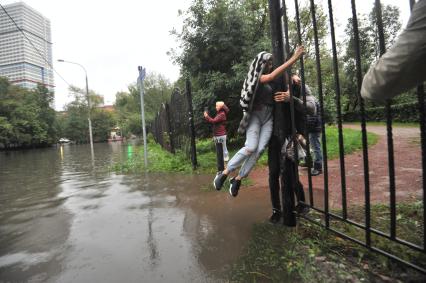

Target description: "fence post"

left=185, top=78, right=198, bottom=169
left=164, top=103, right=175, bottom=154
left=268, top=0, right=297, bottom=227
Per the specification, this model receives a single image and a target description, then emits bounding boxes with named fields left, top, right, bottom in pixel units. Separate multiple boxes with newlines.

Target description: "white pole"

left=138, top=66, right=148, bottom=167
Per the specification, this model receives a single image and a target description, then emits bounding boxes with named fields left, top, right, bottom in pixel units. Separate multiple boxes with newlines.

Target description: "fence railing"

left=269, top=0, right=425, bottom=273
left=149, top=79, right=198, bottom=169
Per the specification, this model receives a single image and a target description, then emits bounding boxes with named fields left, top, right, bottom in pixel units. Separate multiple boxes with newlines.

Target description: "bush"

left=343, top=102, right=420, bottom=123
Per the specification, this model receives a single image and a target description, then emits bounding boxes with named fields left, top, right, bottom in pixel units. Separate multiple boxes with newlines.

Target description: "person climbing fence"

left=213, top=46, right=305, bottom=197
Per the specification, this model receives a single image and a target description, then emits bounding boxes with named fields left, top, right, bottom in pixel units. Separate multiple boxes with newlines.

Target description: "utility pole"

left=138, top=66, right=148, bottom=167
left=57, top=59, right=94, bottom=159
left=85, top=74, right=94, bottom=158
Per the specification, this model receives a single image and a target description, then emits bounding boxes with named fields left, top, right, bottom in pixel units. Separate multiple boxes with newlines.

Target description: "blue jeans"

left=227, top=106, right=273, bottom=178
left=309, top=132, right=323, bottom=170
left=213, top=135, right=229, bottom=160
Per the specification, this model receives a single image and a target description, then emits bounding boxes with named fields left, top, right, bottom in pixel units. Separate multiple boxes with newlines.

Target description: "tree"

left=0, top=77, right=58, bottom=148
left=91, top=109, right=115, bottom=142
left=342, top=4, right=402, bottom=112
left=114, top=72, right=173, bottom=137
left=60, top=85, right=116, bottom=143
left=286, top=2, right=337, bottom=123
left=369, top=4, right=402, bottom=58
left=170, top=0, right=271, bottom=137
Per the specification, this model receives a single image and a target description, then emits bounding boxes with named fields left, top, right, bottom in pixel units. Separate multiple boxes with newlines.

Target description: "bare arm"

left=260, top=46, right=304, bottom=83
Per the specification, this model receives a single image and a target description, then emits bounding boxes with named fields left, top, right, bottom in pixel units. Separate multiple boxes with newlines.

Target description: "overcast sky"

left=2, top=0, right=191, bottom=110
left=1, top=0, right=411, bottom=110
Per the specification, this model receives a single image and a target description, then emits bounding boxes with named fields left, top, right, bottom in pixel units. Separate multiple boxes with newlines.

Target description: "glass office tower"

left=0, top=2, right=54, bottom=90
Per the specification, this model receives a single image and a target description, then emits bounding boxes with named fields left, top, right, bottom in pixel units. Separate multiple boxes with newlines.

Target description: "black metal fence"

left=269, top=0, right=425, bottom=273
left=149, top=79, right=197, bottom=169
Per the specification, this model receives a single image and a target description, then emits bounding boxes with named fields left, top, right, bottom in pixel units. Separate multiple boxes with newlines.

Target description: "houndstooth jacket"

left=237, top=51, right=272, bottom=134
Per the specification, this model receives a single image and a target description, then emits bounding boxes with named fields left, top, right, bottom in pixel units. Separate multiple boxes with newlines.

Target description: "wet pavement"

left=0, top=142, right=271, bottom=283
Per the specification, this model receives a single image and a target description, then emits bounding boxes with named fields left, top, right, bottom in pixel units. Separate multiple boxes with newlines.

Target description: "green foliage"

left=111, top=139, right=195, bottom=173
left=342, top=4, right=402, bottom=112
left=59, top=85, right=117, bottom=143
left=91, top=109, right=116, bottom=142
left=343, top=102, right=420, bottom=123
left=325, top=126, right=378, bottom=159
left=229, top=202, right=425, bottom=282
left=113, top=126, right=378, bottom=174
left=0, top=77, right=58, bottom=148
left=257, top=127, right=378, bottom=166
left=369, top=4, right=402, bottom=51
left=114, top=72, right=173, bottom=137
left=171, top=0, right=272, bottom=138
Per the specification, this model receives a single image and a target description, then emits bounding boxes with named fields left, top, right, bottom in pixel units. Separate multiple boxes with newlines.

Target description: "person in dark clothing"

left=204, top=101, right=230, bottom=162
left=307, top=99, right=323, bottom=176
left=268, top=73, right=316, bottom=225
left=292, top=74, right=323, bottom=176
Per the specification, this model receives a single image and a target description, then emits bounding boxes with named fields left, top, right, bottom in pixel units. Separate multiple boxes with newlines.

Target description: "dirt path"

left=250, top=125, right=423, bottom=209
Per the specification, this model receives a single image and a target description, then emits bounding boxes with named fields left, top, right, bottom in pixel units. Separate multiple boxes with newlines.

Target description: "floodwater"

left=0, top=142, right=271, bottom=283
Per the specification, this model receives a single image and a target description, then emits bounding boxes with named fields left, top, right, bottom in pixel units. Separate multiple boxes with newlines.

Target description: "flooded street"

left=0, top=142, right=271, bottom=282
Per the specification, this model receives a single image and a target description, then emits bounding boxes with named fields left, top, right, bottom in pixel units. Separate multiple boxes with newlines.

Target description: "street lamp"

left=57, top=59, right=94, bottom=156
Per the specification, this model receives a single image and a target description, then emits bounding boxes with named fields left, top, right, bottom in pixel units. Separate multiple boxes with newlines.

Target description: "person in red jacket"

left=204, top=101, right=230, bottom=162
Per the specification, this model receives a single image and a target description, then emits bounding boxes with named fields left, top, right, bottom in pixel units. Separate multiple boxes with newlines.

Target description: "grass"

left=257, top=126, right=379, bottom=166
left=345, top=121, right=420, bottom=128
left=229, top=202, right=425, bottom=282
left=112, top=126, right=378, bottom=174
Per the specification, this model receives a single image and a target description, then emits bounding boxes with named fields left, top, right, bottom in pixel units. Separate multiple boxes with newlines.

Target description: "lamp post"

left=58, top=59, right=94, bottom=157
left=137, top=66, right=148, bottom=167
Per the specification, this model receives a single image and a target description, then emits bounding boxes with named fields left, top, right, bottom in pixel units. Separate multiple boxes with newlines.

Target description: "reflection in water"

left=147, top=204, right=159, bottom=268
left=0, top=142, right=271, bottom=282
left=59, top=145, right=64, bottom=161
left=145, top=174, right=159, bottom=269
left=127, top=144, right=133, bottom=159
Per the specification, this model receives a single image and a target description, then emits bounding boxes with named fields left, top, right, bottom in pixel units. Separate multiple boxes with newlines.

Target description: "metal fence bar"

left=374, top=0, right=397, bottom=240
left=331, top=225, right=426, bottom=274
left=165, top=103, right=175, bottom=154
left=300, top=214, right=426, bottom=274
left=281, top=0, right=299, bottom=227
left=327, top=0, right=348, bottom=220
left=309, top=0, right=329, bottom=217
left=281, top=0, right=296, bottom=149
left=329, top=211, right=424, bottom=251
left=150, top=87, right=197, bottom=166
left=293, top=0, right=314, bottom=207
left=292, top=0, right=330, bottom=228
left=409, top=0, right=426, bottom=252
left=276, top=0, right=425, bottom=273
left=370, top=227, right=425, bottom=252
left=418, top=84, right=426, bottom=251
left=185, top=78, right=197, bottom=169
left=350, top=0, right=371, bottom=247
